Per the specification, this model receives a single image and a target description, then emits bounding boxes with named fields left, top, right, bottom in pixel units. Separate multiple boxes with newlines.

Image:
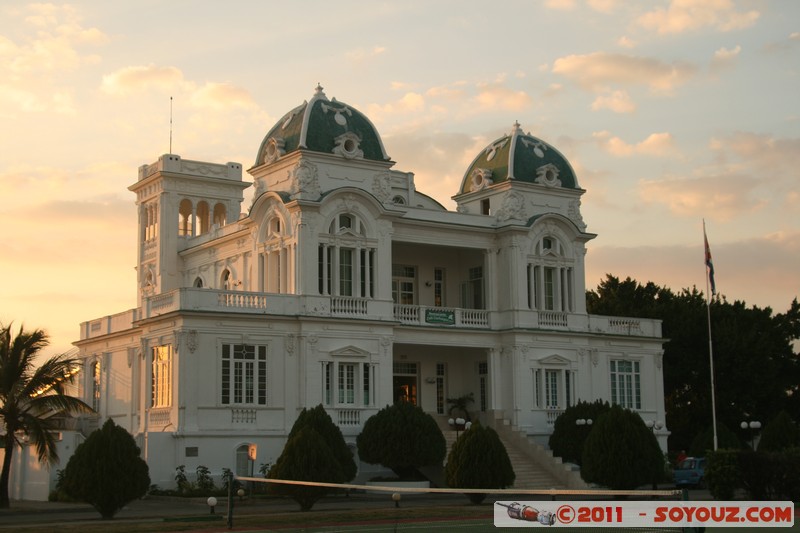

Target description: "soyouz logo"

left=494, top=501, right=795, bottom=528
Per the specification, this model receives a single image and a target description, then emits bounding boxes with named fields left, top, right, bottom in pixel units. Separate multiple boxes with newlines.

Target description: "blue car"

left=674, top=457, right=706, bottom=488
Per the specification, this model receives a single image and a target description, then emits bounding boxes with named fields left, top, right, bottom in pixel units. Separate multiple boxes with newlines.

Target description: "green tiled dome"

left=459, top=122, right=579, bottom=194
left=255, top=85, right=390, bottom=166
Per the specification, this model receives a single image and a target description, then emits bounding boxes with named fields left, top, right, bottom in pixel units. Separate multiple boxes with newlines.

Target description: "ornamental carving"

left=289, top=160, right=320, bottom=200
left=187, top=330, right=198, bottom=353
left=372, top=172, right=392, bottom=203
left=495, top=191, right=527, bottom=222
left=470, top=168, right=493, bottom=191
left=535, top=164, right=561, bottom=187
left=263, top=136, right=286, bottom=164
left=568, top=199, right=587, bottom=230
left=332, top=132, right=364, bottom=160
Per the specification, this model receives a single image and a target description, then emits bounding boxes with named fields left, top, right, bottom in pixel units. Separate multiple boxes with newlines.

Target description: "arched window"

left=527, top=235, right=574, bottom=312
left=235, top=444, right=251, bottom=477
left=196, top=201, right=210, bottom=235
left=193, top=277, right=204, bottom=288
left=213, top=203, right=226, bottom=228
left=179, top=199, right=193, bottom=236
left=260, top=215, right=291, bottom=294
left=221, top=269, right=232, bottom=290
left=319, top=212, right=374, bottom=297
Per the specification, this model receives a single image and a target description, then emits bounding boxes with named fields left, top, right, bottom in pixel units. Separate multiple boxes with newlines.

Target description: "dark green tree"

left=587, top=276, right=800, bottom=451
left=0, top=324, right=92, bottom=508
left=445, top=423, right=515, bottom=504
left=61, top=419, right=150, bottom=519
left=580, top=405, right=664, bottom=489
left=357, top=402, right=446, bottom=480
left=288, top=404, right=356, bottom=481
left=268, top=426, right=345, bottom=511
left=688, top=423, right=742, bottom=457
left=548, top=400, right=611, bottom=465
left=757, top=411, right=800, bottom=452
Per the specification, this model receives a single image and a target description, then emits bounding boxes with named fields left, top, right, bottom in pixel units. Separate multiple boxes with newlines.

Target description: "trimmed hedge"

left=548, top=400, right=611, bottom=465
left=445, top=423, right=515, bottom=504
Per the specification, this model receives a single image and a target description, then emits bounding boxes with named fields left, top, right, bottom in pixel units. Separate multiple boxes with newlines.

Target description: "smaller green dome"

left=459, top=122, right=579, bottom=194
left=255, top=85, right=390, bottom=167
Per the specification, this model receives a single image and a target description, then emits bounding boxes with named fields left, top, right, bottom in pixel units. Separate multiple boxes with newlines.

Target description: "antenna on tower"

left=169, top=96, right=173, bottom=154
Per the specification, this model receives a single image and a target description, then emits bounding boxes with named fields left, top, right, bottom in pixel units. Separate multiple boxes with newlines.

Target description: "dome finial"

left=512, top=120, right=521, bottom=132
left=315, top=83, right=325, bottom=95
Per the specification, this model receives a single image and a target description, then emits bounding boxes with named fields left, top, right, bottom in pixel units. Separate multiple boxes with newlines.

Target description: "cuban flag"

left=704, top=222, right=716, bottom=296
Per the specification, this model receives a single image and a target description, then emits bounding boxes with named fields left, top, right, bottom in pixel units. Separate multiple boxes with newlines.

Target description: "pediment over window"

left=330, top=345, right=370, bottom=358
left=538, top=354, right=571, bottom=365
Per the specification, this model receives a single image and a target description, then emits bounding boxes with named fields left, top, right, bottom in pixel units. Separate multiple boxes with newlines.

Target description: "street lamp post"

left=740, top=420, right=761, bottom=450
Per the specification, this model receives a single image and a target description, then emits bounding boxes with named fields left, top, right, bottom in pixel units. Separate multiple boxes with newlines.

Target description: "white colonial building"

left=15, top=86, right=668, bottom=496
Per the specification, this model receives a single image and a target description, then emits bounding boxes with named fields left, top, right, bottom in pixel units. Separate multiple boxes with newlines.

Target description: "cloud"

left=711, top=45, right=741, bottom=71
left=189, top=83, right=259, bottom=111
left=552, top=52, right=696, bottom=93
left=472, top=83, right=532, bottom=112
left=544, top=0, right=577, bottom=10
left=1, top=4, right=107, bottom=76
left=587, top=0, right=620, bottom=13
left=101, top=64, right=187, bottom=95
left=586, top=232, right=800, bottom=310
left=638, top=172, right=766, bottom=221
left=367, top=92, right=427, bottom=123
left=345, top=46, right=387, bottom=63
left=710, top=132, right=800, bottom=177
left=617, top=36, right=636, bottom=48
left=591, top=90, right=636, bottom=113
left=593, top=131, right=675, bottom=156
left=637, top=0, right=760, bottom=35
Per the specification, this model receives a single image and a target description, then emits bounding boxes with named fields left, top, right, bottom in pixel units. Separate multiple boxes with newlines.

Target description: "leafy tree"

left=0, top=324, right=92, bottom=508
left=688, top=423, right=742, bottom=457
left=548, top=400, right=611, bottom=465
left=587, top=276, right=800, bottom=452
left=580, top=405, right=663, bottom=489
left=289, top=404, right=356, bottom=481
left=757, top=411, right=800, bottom=452
left=445, top=423, right=515, bottom=504
left=61, top=419, right=150, bottom=519
left=357, top=402, right=446, bottom=480
left=268, top=426, right=345, bottom=511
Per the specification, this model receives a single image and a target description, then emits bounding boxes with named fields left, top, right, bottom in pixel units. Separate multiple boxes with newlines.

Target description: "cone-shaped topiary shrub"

left=445, top=422, right=515, bottom=504
left=268, top=426, right=346, bottom=511
left=548, top=399, right=611, bottom=465
left=580, top=405, right=663, bottom=490
left=289, top=404, right=357, bottom=481
left=757, top=411, right=800, bottom=452
left=61, top=419, right=150, bottom=519
left=357, top=401, right=446, bottom=480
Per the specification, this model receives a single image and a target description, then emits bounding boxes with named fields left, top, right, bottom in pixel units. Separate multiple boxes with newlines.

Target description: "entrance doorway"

left=393, top=376, right=417, bottom=405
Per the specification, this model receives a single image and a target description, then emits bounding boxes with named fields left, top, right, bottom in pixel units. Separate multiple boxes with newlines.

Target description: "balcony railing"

left=393, top=304, right=489, bottom=328
left=80, top=289, right=661, bottom=339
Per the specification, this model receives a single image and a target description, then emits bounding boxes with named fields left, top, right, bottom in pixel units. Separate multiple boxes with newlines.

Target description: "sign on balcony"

left=425, top=309, right=455, bottom=325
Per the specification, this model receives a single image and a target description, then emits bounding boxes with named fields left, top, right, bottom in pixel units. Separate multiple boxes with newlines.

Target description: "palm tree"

left=0, top=323, right=92, bottom=508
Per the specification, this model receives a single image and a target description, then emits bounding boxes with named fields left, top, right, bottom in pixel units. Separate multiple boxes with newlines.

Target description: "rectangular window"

left=391, top=265, right=416, bottom=304
left=339, top=248, right=353, bottom=296
left=151, top=345, right=173, bottom=408
left=91, top=361, right=101, bottom=413
left=533, top=369, right=541, bottom=408
left=323, top=362, right=332, bottom=405
left=544, top=267, right=555, bottom=310
left=363, top=363, right=371, bottom=405
left=565, top=370, right=573, bottom=408
left=221, top=344, right=267, bottom=406
left=545, top=369, right=559, bottom=408
left=610, top=360, right=641, bottom=409
left=434, top=268, right=445, bottom=307
left=338, top=363, right=356, bottom=404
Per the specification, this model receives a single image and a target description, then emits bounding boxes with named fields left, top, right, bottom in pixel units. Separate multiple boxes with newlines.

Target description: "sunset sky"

left=1, top=0, right=798, bottom=356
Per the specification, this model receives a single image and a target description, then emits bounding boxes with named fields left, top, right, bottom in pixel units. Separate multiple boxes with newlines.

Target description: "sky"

left=1, top=0, right=798, bottom=357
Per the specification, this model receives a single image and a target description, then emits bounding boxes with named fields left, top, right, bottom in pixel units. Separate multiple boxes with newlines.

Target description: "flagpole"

left=704, top=219, right=719, bottom=451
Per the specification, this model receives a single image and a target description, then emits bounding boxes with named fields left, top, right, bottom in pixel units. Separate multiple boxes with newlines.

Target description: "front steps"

left=435, top=416, right=587, bottom=490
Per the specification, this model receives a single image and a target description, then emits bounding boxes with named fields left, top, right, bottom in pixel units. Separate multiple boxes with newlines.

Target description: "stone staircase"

left=435, top=416, right=586, bottom=490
